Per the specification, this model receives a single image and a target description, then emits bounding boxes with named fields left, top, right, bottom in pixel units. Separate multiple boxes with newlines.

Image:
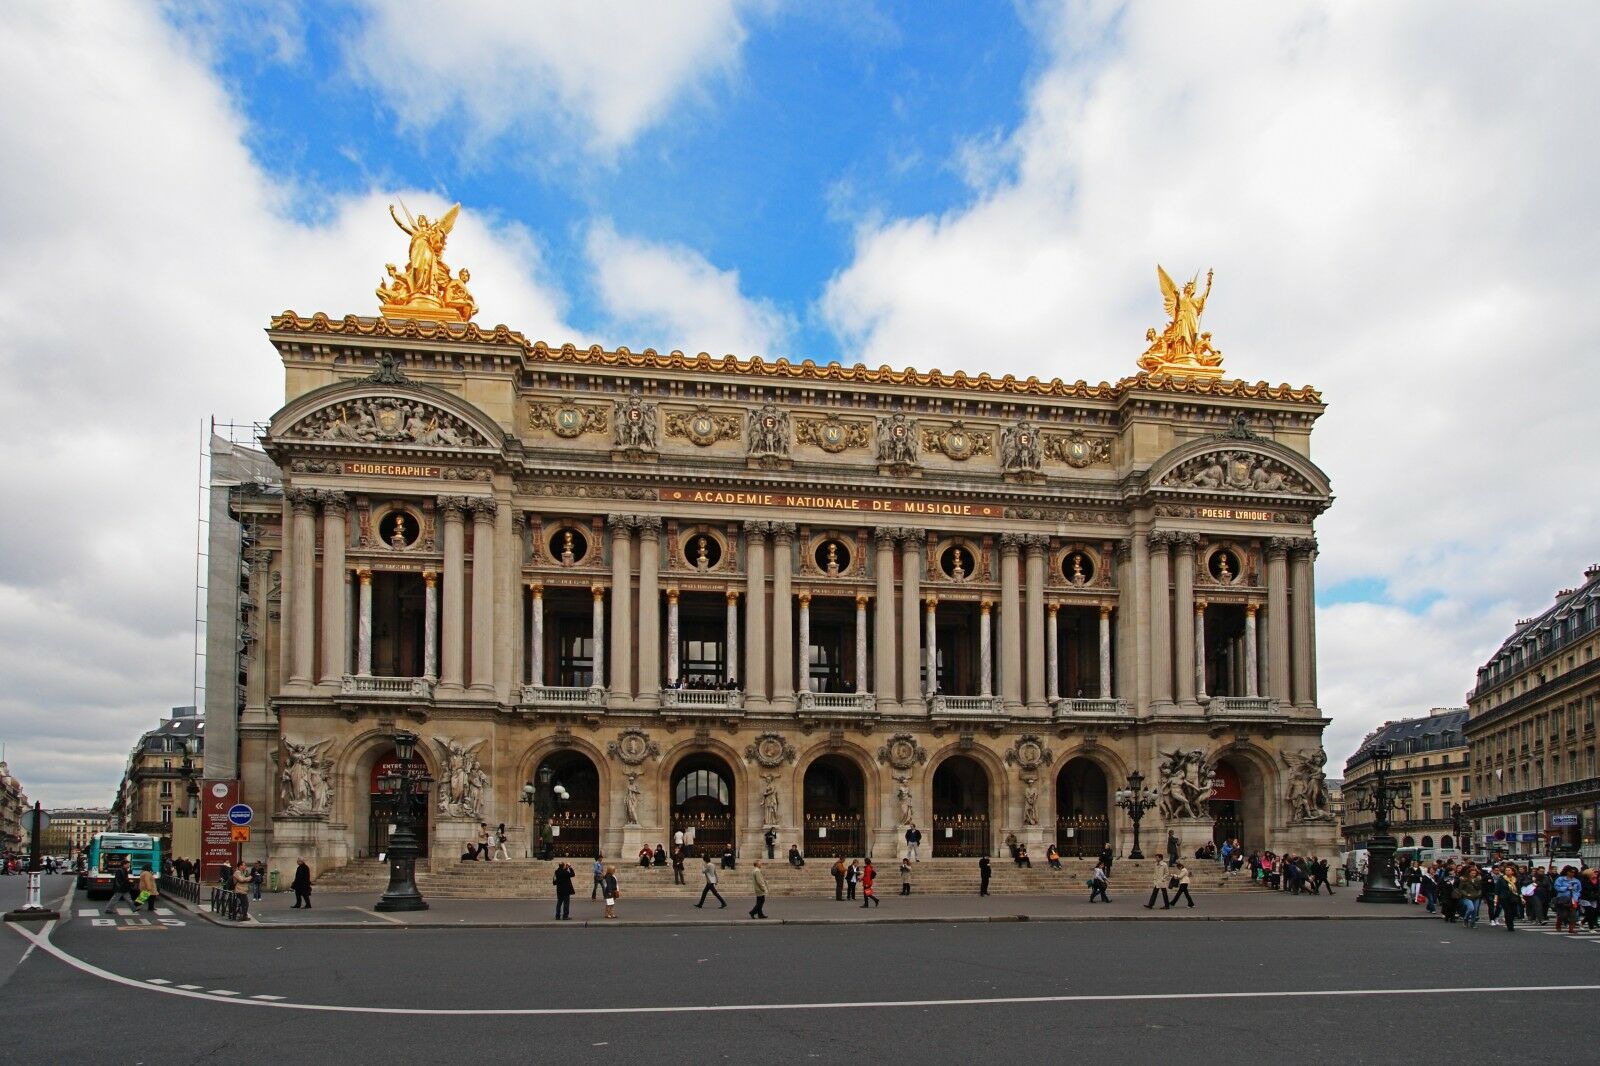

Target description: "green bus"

left=79, top=833, right=160, bottom=900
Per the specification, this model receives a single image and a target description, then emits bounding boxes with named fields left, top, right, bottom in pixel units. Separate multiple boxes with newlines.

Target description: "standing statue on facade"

left=1021, top=775, right=1040, bottom=826
left=875, top=414, right=919, bottom=468
left=760, top=773, right=781, bottom=826
left=747, top=404, right=790, bottom=461
left=432, top=736, right=487, bottom=817
left=613, top=393, right=658, bottom=452
left=894, top=774, right=915, bottom=826
left=1156, top=749, right=1215, bottom=821
left=1000, top=422, right=1043, bottom=475
left=279, top=738, right=335, bottom=817
left=1281, top=749, right=1332, bottom=821
left=624, top=772, right=642, bottom=826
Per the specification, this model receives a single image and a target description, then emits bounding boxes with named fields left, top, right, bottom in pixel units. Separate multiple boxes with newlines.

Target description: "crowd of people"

left=1400, top=859, right=1598, bottom=932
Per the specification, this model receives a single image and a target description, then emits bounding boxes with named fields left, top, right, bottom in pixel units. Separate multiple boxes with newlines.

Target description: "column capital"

left=726, top=589, right=741, bottom=605
left=999, top=532, right=1025, bottom=556
left=511, top=510, right=526, bottom=534
left=1195, top=599, right=1208, bottom=613
left=1245, top=602, right=1258, bottom=617
left=873, top=526, right=900, bottom=549
left=1099, top=603, right=1113, bottom=619
left=356, top=567, right=372, bottom=584
left=666, top=587, right=680, bottom=604
left=1290, top=535, right=1319, bottom=558
left=591, top=585, right=606, bottom=601
left=1172, top=531, right=1201, bottom=553
left=1147, top=530, right=1177, bottom=548
left=1112, top=538, right=1133, bottom=562
left=1266, top=536, right=1294, bottom=558
left=438, top=495, right=471, bottom=520
left=1048, top=602, right=1059, bottom=617
left=319, top=489, right=349, bottom=516
left=423, top=569, right=437, bottom=588
left=286, top=486, right=320, bottom=515
left=467, top=496, right=498, bottom=520
left=770, top=521, right=797, bottom=544
left=606, top=513, right=635, bottom=533
left=635, top=515, right=663, bottom=536
left=925, top=595, right=938, bottom=610
left=1022, top=533, right=1051, bottom=556
left=854, top=592, right=869, bottom=608
left=980, top=600, right=993, bottom=614
left=527, top=581, right=544, bottom=596
left=797, top=590, right=812, bottom=607
left=742, top=519, right=770, bottom=540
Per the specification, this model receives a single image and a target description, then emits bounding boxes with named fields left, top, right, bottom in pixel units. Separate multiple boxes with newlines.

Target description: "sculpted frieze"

left=921, top=420, right=992, bottom=462
left=528, top=401, right=608, bottom=439
left=1044, top=431, right=1113, bottom=469
left=795, top=414, right=870, bottom=454
left=1160, top=449, right=1313, bottom=495
left=288, top=397, right=488, bottom=448
left=665, top=405, right=741, bottom=447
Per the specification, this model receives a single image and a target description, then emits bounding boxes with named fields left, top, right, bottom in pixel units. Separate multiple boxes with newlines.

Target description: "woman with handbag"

left=602, top=865, right=619, bottom=919
left=1165, top=862, right=1195, bottom=908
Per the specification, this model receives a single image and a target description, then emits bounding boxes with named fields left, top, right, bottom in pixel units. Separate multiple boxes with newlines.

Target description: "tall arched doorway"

left=365, top=753, right=432, bottom=859
left=672, top=754, right=736, bottom=858
left=932, top=756, right=990, bottom=857
left=1055, top=758, right=1110, bottom=858
left=531, top=751, right=600, bottom=858
left=1208, top=755, right=1268, bottom=851
left=803, top=755, right=864, bottom=858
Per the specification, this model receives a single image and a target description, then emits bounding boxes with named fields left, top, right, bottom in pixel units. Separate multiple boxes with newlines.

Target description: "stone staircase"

left=316, top=856, right=1269, bottom=899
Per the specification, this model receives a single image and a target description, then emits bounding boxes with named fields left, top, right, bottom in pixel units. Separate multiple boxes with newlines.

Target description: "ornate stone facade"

left=230, top=307, right=1340, bottom=881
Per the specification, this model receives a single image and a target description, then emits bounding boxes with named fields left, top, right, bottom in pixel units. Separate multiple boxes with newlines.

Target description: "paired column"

left=666, top=588, right=680, bottom=686
left=319, top=492, right=348, bottom=683
left=743, top=522, right=768, bottom=701
left=1265, top=538, right=1291, bottom=702
left=356, top=568, right=373, bottom=675
left=591, top=586, right=607, bottom=688
left=854, top=594, right=869, bottom=694
left=423, top=571, right=438, bottom=679
left=1290, top=538, right=1317, bottom=709
left=1046, top=604, right=1060, bottom=703
left=1098, top=605, right=1113, bottom=699
left=873, top=529, right=898, bottom=702
left=286, top=488, right=318, bottom=688
left=1173, top=533, right=1198, bottom=706
left=998, top=535, right=1023, bottom=709
left=438, top=497, right=467, bottom=692
left=796, top=592, right=811, bottom=695
left=771, top=523, right=795, bottom=707
left=528, top=582, right=544, bottom=686
left=1023, top=535, right=1048, bottom=710
left=1194, top=600, right=1208, bottom=701
left=637, top=518, right=661, bottom=703
left=979, top=601, right=994, bottom=698
left=468, top=499, right=497, bottom=692
left=1243, top=603, right=1259, bottom=698
left=900, top=533, right=922, bottom=705
left=924, top=597, right=938, bottom=697
left=1147, top=532, right=1174, bottom=709
left=1124, top=536, right=1148, bottom=708
left=725, top=591, right=740, bottom=683
left=608, top=516, right=634, bottom=698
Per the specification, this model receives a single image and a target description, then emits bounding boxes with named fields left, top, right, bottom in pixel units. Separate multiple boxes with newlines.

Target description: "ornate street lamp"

left=1352, top=742, right=1411, bottom=904
left=374, top=730, right=428, bottom=912
left=1114, top=770, right=1160, bottom=860
left=522, top=765, right=569, bottom=860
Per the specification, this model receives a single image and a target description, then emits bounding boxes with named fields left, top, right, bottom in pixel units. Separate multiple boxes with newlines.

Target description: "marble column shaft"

left=1194, top=602, right=1208, bottom=700
left=924, top=597, right=938, bottom=697
left=873, top=530, right=898, bottom=702
left=854, top=594, right=869, bottom=694
left=608, top=517, right=634, bottom=698
left=666, top=589, right=680, bottom=685
left=1099, top=605, right=1113, bottom=699
left=999, top=536, right=1023, bottom=709
left=591, top=587, right=607, bottom=687
left=356, top=568, right=373, bottom=675
left=1243, top=604, right=1259, bottom=698
left=319, top=497, right=347, bottom=683
left=743, top=524, right=767, bottom=700
left=528, top=583, right=544, bottom=686
left=1147, top=533, right=1174, bottom=707
left=439, top=500, right=466, bottom=691
left=1173, top=535, right=1197, bottom=705
left=1046, top=604, right=1060, bottom=703
left=469, top=501, right=497, bottom=692
left=796, top=593, right=811, bottom=695
left=771, top=525, right=794, bottom=705
left=1290, top=541, right=1316, bottom=708
left=1023, top=537, right=1047, bottom=709
left=423, top=571, right=438, bottom=679
left=637, top=520, right=661, bottom=701
left=725, top=591, right=740, bottom=682
left=979, top=602, right=993, bottom=698
left=900, top=534, right=922, bottom=705
left=1266, top=539, right=1291, bottom=702
left=287, top=491, right=317, bottom=687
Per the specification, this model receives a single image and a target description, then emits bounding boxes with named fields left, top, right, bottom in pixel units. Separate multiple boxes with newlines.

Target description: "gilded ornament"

left=1137, top=265, right=1224, bottom=378
left=665, top=405, right=741, bottom=447
left=744, top=732, right=798, bottom=768
left=921, top=421, right=992, bottom=462
left=1044, top=431, right=1113, bottom=469
left=795, top=414, right=870, bottom=453
left=607, top=729, right=661, bottom=766
left=376, top=202, right=477, bottom=323
left=529, top=402, right=607, bottom=439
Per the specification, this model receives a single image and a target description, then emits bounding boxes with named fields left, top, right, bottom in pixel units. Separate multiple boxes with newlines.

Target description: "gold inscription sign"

left=1197, top=507, right=1275, bottom=521
left=344, top=461, right=442, bottom=478
left=660, top=487, right=1002, bottom=518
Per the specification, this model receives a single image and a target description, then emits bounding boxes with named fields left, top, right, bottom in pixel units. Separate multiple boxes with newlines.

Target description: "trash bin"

left=269, top=870, right=280, bottom=893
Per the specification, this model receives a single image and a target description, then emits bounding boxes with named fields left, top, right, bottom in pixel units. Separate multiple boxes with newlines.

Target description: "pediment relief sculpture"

left=1159, top=449, right=1314, bottom=495
left=288, top=396, right=488, bottom=448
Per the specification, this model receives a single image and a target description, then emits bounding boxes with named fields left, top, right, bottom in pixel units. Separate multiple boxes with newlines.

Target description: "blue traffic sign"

left=227, top=804, right=254, bottom=826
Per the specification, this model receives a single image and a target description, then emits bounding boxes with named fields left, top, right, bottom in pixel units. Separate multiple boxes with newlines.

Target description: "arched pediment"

left=1147, top=436, right=1331, bottom=498
left=268, top=377, right=503, bottom=452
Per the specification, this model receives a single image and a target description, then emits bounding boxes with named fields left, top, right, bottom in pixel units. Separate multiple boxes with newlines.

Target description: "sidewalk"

left=175, top=882, right=1430, bottom=930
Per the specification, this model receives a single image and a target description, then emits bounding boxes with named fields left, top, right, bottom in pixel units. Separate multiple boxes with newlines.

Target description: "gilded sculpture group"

left=376, top=202, right=478, bottom=322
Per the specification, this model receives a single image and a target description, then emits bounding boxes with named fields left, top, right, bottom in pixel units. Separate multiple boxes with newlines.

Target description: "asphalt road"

left=4, top=875, right=1599, bottom=1065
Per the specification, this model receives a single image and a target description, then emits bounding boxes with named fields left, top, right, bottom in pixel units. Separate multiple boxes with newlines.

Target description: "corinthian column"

left=924, top=596, right=938, bottom=697
left=873, top=528, right=898, bottom=704
left=528, top=582, right=543, bottom=686
left=319, top=492, right=348, bottom=683
left=637, top=517, right=661, bottom=704
left=608, top=515, right=634, bottom=700
left=999, top=534, right=1023, bottom=710
left=1099, top=604, right=1113, bottom=699
left=1194, top=600, right=1208, bottom=702
left=469, top=498, right=497, bottom=693
left=1147, top=532, right=1174, bottom=710
left=854, top=593, right=869, bottom=695
left=743, top=522, right=768, bottom=702
left=356, top=567, right=373, bottom=675
left=286, top=488, right=318, bottom=689
left=796, top=591, right=811, bottom=695
left=1024, top=535, right=1048, bottom=711
left=438, top=497, right=467, bottom=693
left=591, top=586, right=607, bottom=688
left=1290, top=538, right=1317, bottom=709
left=1244, top=603, right=1259, bottom=698
left=979, top=601, right=993, bottom=698
left=665, top=588, right=680, bottom=686
left=423, top=571, right=438, bottom=679
left=1173, top=533, right=1198, bottom=707
left=900, top=531, right=922, bottom=707
left=771, top=523, right=795, bottom=708
left=1266, top=538, right=1291, bottom=702
left=1046, top=603, right=1060, bottom=703
left=725, top=590, right=740, bottom=685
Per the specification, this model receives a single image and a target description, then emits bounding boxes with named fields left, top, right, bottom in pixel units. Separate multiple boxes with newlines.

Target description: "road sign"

left=227, top=804, right=254, bottom=826
left=23, top=809, right=50, bottom=835
left=1551, top=814, right=1579, bottom=827
left=201, top=780, right=241, bottom=882
left=230, top=826, right=251, bottom=843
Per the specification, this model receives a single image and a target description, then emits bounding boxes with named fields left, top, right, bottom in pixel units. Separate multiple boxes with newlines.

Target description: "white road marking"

left=156, top=908, right=174, bottom=916
left=146, top=978, right=172, bottom=985
left=7, top=919, right=1600, bottom=1017
left=178, top=984, right=203, bottom=990
left=251, top=994, right=286, bottom=1001
left=78, top=910, right=98, bottom=918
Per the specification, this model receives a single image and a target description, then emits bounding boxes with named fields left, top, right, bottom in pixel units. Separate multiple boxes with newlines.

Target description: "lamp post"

left=1353, top=742, right=1411, bottom=904
left=374, top=730, right=428, bottom=912
left=1114, top=770, right=1160, bottom=860
left=1450, top=802, right=1466, bottom=854
left=522, top=765, right=569, bottom=861
left=179, top=736, right=201, bottom=818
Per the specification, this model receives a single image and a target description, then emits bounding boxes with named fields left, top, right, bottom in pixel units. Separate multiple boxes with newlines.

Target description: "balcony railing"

left=662, top=688, right=746, bottom=713
left=519, top=684, right=607, bottom=709
left=340, top=675, right=434, bottom=698
left=929, top=694, right=1004, bottom=716
left=797, top=691, right=878, bottom=715
left=1051, top=697, right=1131, bottom=718
left=1205, top=696, right=1283, bottom=718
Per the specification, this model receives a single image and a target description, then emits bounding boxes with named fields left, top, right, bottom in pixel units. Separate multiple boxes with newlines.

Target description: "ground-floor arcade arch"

left=931, top=755, right=991, bottom=857
left=802, top=754, right=866, bottom=858
left=671, top=752, right=737, bottom=858
left=530, top=750, right=601, bottom=858
left=1055, top=757, right=1110, bottom=858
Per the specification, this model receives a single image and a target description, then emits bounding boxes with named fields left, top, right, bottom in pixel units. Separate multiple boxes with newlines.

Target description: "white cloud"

left=346, top=0, right=772, bottom=156
left=586, top=221, right=792, bottom=359
left=0, top=1, right=573, bottom=805
left=821, top=1, right=1600, bottom=768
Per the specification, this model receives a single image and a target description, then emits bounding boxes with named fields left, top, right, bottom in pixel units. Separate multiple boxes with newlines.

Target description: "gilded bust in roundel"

left=744, top=732, right=797, bottom=769
left=607, top=729, right=660, bottom=767
left=876, top=733, right=927, bottom=771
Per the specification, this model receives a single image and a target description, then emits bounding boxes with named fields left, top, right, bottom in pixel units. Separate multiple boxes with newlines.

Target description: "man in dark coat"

left=552, top=861, right=576, bottom=920
left=291, top=858, right=313, bottom=909
left=979, top=856, right=992, bottom=896
left=1099, top=843, right=1115, bottom=880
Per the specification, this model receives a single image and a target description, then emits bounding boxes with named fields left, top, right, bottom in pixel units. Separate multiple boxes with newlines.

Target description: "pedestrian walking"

left=905, top=824, right=922, bottom=861
left=1089, top=860, right=1111, bottom=903
left=860, top=858, right=879, bottom=907
left=291, top=858, right=313, bottom=909
left=978, top=856, right=991, bottom=896
left=832, top=857, right=847, bottom=900
left=1144, top=858, right=1171, bottom=910
left=1493, top=865, right=1519, bottom=932
left=1457, top=865, right=1484, bottom=928
left=846, top=860, right=860, bottom=900
left=136, top=866, right=158, bottom=914
left=475, top=823, right=491, bottom=861
left=104, top=860, right=135, bottom=915
left=900, top=857, right=912, bottom=895
left=1099, top=843, right=1114, bottom=881
left=1553, top=866, right=1581, bottom=933
left=591, top=856, right=605, bottom=900
left=1165, top=861, right=1195, bottom=908
left=494, top=823, right=511, bottom=862
left=602, top=865, right=619, bottom=919
left=749, top=861, right=768, bottom=919
left=695, top=856, right=727, bottom=908
left=552, top=861, right=575, bottom=920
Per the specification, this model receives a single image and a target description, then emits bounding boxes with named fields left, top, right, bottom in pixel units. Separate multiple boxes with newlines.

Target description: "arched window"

left=673, top=768, right=730, bottom=807
left=1420, top=835, right=1434, bottom=848
left=1440, top=835, right=1454, bottom=849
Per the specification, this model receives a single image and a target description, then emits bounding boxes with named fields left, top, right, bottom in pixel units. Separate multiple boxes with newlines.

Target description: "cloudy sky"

left=2, top=1, right=1596, bottom=806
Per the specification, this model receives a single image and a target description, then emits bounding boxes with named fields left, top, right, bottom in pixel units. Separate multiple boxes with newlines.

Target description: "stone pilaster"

left=286, top=487, right=318, bottom=689
left=608, top=515, right=634, bottom=700
left=999, top=534, right=1024, bottom=710
left=1290, top=537, right=1317, bottom=709
left=873, top=527, right=898, bottom=705
left=770, top=522, right=795, bottom=708
left=1023, top=534, right=1049, bottom=712
left=437, top=496, right=467, bottom=693
left=1266, top=537, right=1291, bottom=702
left=637, top=517, right=662, bottom=705
left=469, top=497, right=497, bottom=693
left=318, top=491, right=348, bottom=684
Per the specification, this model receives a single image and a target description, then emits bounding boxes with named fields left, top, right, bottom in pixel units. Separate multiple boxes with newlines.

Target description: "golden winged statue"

left=376, top=201, right=477, bottom=322
left=1137, top=265, right=1224, bottom=377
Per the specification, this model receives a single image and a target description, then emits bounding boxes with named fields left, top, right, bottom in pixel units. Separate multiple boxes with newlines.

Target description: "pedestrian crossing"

left=1532, top=926, right=1600, bottom=944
